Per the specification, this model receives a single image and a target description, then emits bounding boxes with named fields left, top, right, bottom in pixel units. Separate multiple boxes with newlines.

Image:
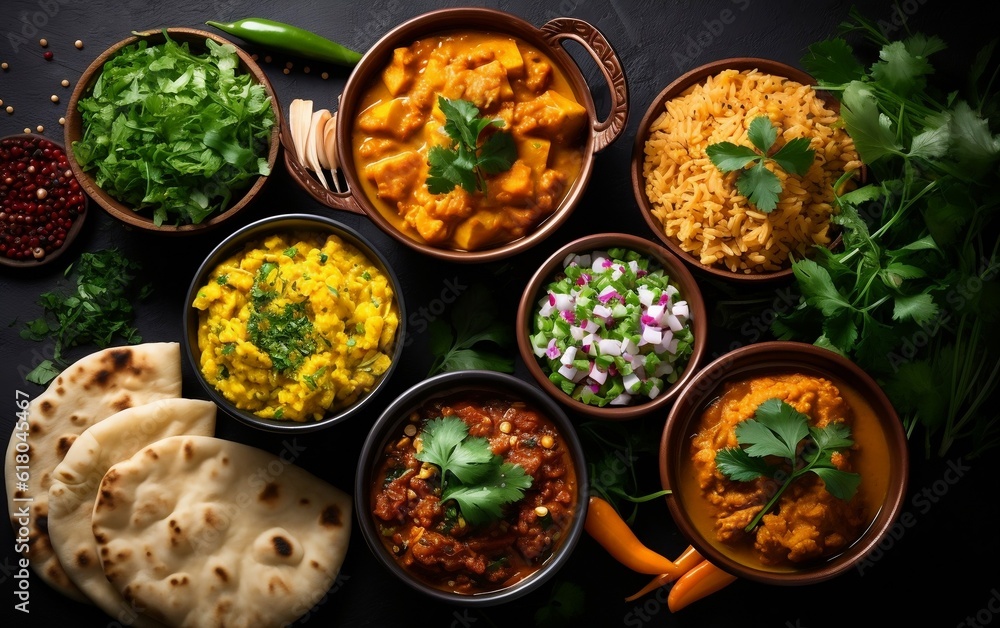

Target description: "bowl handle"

left=281, top=147, right=365, bottom=215
left=539, top=18, right=628, bottom=153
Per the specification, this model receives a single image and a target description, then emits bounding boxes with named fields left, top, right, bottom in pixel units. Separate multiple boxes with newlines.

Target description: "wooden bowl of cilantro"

left=659, top=341, right=909, bottom=586
left=355, top=369, right=588, bottom=605
left=64, top=28, right=280, bottom=234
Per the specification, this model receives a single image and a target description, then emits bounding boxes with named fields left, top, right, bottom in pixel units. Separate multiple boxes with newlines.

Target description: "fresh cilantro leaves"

left=246, top=263, right=316, bottom=373
left=706, top=116, right=816, bottom=212
left=426, top=96, right=517, bottom=195
left=415, top=416, right=532, bottom=526
left=428, top=283, right=515, bottom=376
left=775, top=7, right=1000, bottom=459
left=20, top=249, right=150, bottom=386
left=715, top=398, right=860, bottom=533
left=72, top=34, right=275, bottom=226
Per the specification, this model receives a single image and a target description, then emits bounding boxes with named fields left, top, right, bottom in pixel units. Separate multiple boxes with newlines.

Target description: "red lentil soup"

left=370, top=391, right=578, bottom=594
left=678, top=370, right=891, bottom=572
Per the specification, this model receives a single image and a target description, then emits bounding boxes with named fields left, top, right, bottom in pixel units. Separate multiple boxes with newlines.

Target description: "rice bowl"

left=637, top=64, right=861, bottom=276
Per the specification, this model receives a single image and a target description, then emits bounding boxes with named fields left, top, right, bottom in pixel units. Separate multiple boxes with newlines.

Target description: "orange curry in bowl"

left=370, top=392, right=578, bottom=594
left=680, top=371, right=891, bottom=571
left=352, top=31, right=587, bottom=251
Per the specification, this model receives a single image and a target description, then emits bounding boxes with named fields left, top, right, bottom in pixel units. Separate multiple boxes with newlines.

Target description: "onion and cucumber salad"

left=529, top=248, right=695, bottom=407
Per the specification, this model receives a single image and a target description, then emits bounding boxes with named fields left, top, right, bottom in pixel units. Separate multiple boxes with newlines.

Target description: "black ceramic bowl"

left=182, top=213, right=405, bottom=432
left=355, top=370, right=588, bottom=606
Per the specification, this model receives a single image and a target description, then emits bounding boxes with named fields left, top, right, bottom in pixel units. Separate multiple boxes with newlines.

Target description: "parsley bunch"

left=715, top=398, right=860, bottom=533
left=415, top=416, right=532, bottom=526
left=706, top=116, right=816, bottom=211
left=21, top=249, right=151, bottom=385
left=426, top=97, right=517, bottom=195
left=774, top=9, right=1000, bottom=459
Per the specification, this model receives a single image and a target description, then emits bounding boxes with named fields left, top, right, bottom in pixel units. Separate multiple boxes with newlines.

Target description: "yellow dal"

left=192, top=231, right=399, bottom=421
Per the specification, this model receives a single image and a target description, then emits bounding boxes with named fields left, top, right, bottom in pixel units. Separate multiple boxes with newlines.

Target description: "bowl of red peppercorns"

left=0, top=134, right=87, bottom=268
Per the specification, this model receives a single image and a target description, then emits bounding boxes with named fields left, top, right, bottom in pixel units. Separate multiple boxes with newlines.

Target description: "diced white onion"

left=666, top=314, right=684, bottom=332
left=560, top=345, right=578, bottom=365
left=591, top=256, right=608, bottom=273
left=557, top=364, right=578, bottom=380
left=646, top=304, right=664, bottom=322
left=583, top=320, right=599, bottom=333
left=609, top=392, right=632, bottom=406
left=597, top=338, right=621, bottom=356
left=638, top=286, right=655, bottom=307
left=554, top=293, right=574, bottom=311
left=673, top=301, right=689, bottom=319
left=589, top=363, right=608, bottom=384
left=642, top=326, right=663, bottom=346
left=570, top=325, right=586, bottom=341
left=592, top=304, right=612, bottom=318
left=623, top=372, right=641, bottom=393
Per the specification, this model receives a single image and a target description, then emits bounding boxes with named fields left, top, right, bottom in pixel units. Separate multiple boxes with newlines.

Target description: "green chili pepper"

left=206, top=18, right=363, bottom=66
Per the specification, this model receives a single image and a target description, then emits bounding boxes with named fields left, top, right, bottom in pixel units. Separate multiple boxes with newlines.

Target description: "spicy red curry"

left=370, top=393, right=577, bottom=593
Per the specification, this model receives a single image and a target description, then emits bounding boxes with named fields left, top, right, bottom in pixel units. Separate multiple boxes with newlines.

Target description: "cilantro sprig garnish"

left=426, top=96, right=517, bottom=195
left=706, top=116, right=816, bottom=212
left=714, top=398, right=860, bottom=533
left=773, top=8, right=1000, bottom=460
left=415, top=416, right=532, bottom=526
left=21, top=249, right=151, bottom=385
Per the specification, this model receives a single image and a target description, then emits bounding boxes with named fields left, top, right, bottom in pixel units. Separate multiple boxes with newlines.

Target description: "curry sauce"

left=370, top=393, right=577, bottom=594
left=352, top=31, right=586, bottom=251
left=680, top=372, right=890, bottom=571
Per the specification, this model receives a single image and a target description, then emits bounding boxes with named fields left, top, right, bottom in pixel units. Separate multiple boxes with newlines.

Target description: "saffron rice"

left=642, top=68, right=861, bottom=274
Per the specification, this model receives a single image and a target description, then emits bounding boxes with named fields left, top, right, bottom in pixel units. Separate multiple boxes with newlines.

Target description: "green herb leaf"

left=443, top=462, right=532, bottom=526
left=747, top=115, right=777, bottom=153
left=706, top=116, right=814, bottom=212
left=736, top=161, right=783, bottom=211
left=72, top=33, right=275, bottom=225
left=770, top=137, right=816, bottom=175
left=428, top=283, right=515, bottom=376
left=705, top=142, right=759, bottom=172
left=20, top=249, right=149, bottom=384
left=840, top=81, right=902, bottom=163
left=801, top=38, right=866, bottom=86
left=426, top=96, right=516, bottom=195
left=715, top=398, right=859, bottom=532
left=415, top=416, right=532, bottom=525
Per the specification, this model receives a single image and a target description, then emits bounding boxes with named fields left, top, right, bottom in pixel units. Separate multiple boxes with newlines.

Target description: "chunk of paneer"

left=409, top=55, right=449, bottom=110
left=382, top=47, right=416, bottom=96
left=517, top=138, right=551, bottom=174
left=447, top=60, right=512, bottom=111
left=357, top=98, right=426, bottom=141
left=451, top=213, right=499, bottom=251
left=471, top=38, right=524, bottom=78
left=364, top=151, right=424, bottom=206
left=491, top=161, right=534, bottom=206
left=523, top=50, right=553, bottom=93
left=513, top=90, right=587, bottom=144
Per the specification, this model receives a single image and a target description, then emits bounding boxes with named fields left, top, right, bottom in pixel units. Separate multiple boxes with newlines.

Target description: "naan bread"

left=91, top=435, right=352, bottom=628
left=47, top=399, right=217, bottom=627
left=4, top=342, right=182, bottom=602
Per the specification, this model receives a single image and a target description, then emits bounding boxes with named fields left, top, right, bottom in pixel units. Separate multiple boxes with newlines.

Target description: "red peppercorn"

left=43, top=51, right=54, bottom=61
left=0, top=136, right=86, bottom=262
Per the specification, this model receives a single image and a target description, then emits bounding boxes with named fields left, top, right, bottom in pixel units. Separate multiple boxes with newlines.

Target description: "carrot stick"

left=625, top=544, right=705, bottom=601
left=666, top=559, right=738, bottom=612
left=584, top=496, right=684, bottom=577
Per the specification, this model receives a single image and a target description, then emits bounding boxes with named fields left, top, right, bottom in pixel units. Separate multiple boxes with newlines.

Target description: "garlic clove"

left=323, top=113, right=340, bottom=192
left=288, top=98, right=314, bottom=172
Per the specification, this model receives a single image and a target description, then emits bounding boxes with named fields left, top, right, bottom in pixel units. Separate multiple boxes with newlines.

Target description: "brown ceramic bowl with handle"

left=631, top=57, right=856, bottom=283
left=659, top=341, right=909, bottom=587
left=516, top=232, right=708, bottom=420
left=282, top=7, right=629, bottom=263
left=64, top=27, right=281, bottom=235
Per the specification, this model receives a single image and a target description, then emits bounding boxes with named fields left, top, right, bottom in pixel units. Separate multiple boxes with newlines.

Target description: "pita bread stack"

left=91, top=435, right=352, bottom=628
left=4, top=342, right=183, bottom=602
left=5, top=342, right=352, bottom=626
left=47, top=398, right=218, bottom=627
